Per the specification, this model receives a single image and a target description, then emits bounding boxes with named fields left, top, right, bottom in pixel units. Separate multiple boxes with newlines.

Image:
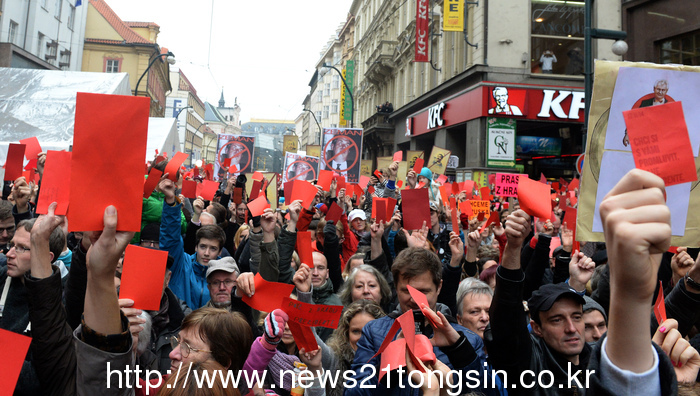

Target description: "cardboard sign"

left=470, top=200, right=491, bottom=218
left=494, top=173, right=520, bottom=197
left=119, top=245, right=168, bottom=311
left=36, top=150, right=71, bottom=215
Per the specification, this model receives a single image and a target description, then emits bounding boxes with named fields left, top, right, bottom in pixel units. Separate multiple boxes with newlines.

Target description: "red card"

left=552, top=182, right=560, bottom=192
left=143, top=168, right=163, bottom=199
left=317, top=170, right=333, bottom=190
left=252, top=171, right=264, bottom=181
left=373, top=197, right=389, bottom=223
left=568, top=178, right=579, bottom=191
left=283, top=181, right=294, bottom=204
left=451, top=181, right=460, bottom=195
left=247, top=195, right=270, bottom=217
left=119, top=244, right=168, bottom=311
left=563, top=208, right=577, bottom=230
left=164, top=152, right=188, bottom=181
left=241, top=273, right=295, bottom=312
left=416, top=181, right=426, bottom=189
left=479, top=211, right=500, bottom=234
left=296, top=231, right=314, bottom=268
left=488, top=173, right=496, bottom=185
left=36, top=151, right=72, bottom=215
left=233, top=187, right=243, bottom=205
left=413, top=158, right=424, bottom=173
left=359, top=175, right=371, bottom=189
left=290, top=180, right=318, bottom=209
left=439, top=185, right=450, bottom=208
left=223, top=157, right=231, bottom=168
left=19, top=137, right=42, bottom=160
left=373, top=170, right=383, bottom=180
left=449, top=197, right=459, bottom=232
left=480, top=187, right=491, bottom=201
left=249, top=180, right=262, bottom=200
left=436, top=174, right=447, bottom=185
left=0, top=328, right=32, bottom=396
left=396, top=180, right=403, bottom=189
left=197, top=180, right=219, bottom=201
left=287, top=320, right=319, bottom=352
left=24, top=158, right=37, bottom=171
left=654, top=280, right=667, bottom=325
left=68, top=93, right=149, bottom=232
left=281, top=297, right=343, bottom=328
left=325, top=202, right=343, bottom=223
left=181, top=179, right=197, bottom=199
left=406, top=285, right=439, bottom=328
left=155, top=155, right=165, bottom=164
left=401, top=188, right=431, bottom=230
left=334, top=175, right=346, bottom=192
left=623, top=102, right=697, bottom=186
left=517, top=176, right=552, bottom=220
left=462, top=180, right=475, bottom=198
left=4, top=143, right=26, bottom=181
left=460, top=200, right=474, bottom=217
left=393, top=151, right=403, bottom=162
left=539, top=173, right=547, bottom=184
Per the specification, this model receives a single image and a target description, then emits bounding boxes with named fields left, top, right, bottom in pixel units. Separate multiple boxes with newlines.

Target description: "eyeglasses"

left=170, top=335, right=211, bottom=358
left=208, top=279, right=236, bottom=288
left=8, top=243, right=30, bottom=253
left=0, top=226, right=15, bottom=234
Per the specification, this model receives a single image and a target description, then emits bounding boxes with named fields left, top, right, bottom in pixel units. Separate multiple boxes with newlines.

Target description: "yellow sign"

left=360, top=160, right=372, bottom=177
left=244, top=173, right=278, bottom=209
left=472, top=171, right=488, bottom=189
left=397, top=161, right=407, bottom=180
left=340, top=68, right=346, bottom=126
left=443, top=0, right=464, bottom=32
left=427, top=146, right=451, bottom=175
left=376, top=156, right=392, bottom=172
left=306, top=145, right=321, bottom=158
left=283, top=135, right=298, bottom=154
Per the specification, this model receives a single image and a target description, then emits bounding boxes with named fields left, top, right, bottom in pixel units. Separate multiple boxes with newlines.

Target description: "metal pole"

left=134, top=51, right=173, bottom=96
left=583, top=0, right=593, bottom=152
left=322, top=63, right=354, bottom=128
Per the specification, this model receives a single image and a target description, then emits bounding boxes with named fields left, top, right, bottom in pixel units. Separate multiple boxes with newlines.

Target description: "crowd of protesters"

left=1, top=151, right=700, bottom=395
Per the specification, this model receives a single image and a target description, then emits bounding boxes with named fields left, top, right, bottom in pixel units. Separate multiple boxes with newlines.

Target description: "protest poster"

left=321, top=128, right=363, bottom=183
left=282, top=153, right=320, bottom=183
left=215, top=134, right=255, bottom=179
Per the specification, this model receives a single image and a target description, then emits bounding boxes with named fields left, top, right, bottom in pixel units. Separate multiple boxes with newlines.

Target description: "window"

left=9, top=21, right=18, bottom=45
left=659, top=31, right=700, bottom=66
left=530, top=0, right=584, bottom=75
left=331, top=124, right=337, bottom=128
left=316, top=90, right=323, bottom=103
left=55, top=0, right=62, bottom=19
left=316, top=111, right=322, bottom=121
left=333, top=50, right=341, bottom=65
left=324, top=83, right=330, bottom=96
left=105, top=59, right=120, bottom=73
left=331, top=99, right=339, bottom=114
left=323, top=106, right=329, bottom=119
left=36, top=33, right=45, bottom=58
left=68, top=5, right=76, bottom=30
left=332, top=75, right=340, bottom=89
left=59, top=50, right=71, bottom=68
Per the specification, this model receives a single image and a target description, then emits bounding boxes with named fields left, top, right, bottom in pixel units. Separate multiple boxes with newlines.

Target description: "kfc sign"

left=427, top=102, right=445, bottom=129
left=537, top=90, right=586, bottom=120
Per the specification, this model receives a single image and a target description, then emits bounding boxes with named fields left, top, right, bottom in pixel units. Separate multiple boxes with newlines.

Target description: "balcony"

left=365, top=40, right=397, bottom=85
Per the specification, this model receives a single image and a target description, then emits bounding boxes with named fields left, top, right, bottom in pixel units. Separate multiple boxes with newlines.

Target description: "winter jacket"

left=277, top=226, right=298, bottom=285
left=132, top=190, right=188, bottom=244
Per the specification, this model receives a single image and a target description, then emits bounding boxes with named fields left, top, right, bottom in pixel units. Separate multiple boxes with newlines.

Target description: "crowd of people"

left=1, top=152, right=700, bottom=395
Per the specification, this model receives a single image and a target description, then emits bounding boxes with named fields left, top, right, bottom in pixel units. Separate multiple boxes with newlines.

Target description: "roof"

left=125, top=21, right=160, bottom=28
left=204, top=102, right=228, bottom=124
left=89, top=0, right=151, bottom=44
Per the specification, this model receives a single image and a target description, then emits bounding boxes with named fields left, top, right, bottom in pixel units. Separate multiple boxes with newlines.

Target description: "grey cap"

left=583, top=296, right=607, bottom=322
left=205, top=257, right=240, bottom=279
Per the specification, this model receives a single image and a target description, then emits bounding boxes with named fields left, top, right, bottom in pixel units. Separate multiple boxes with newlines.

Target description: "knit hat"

left=140, top=222, right=160, bottom=243
left=418, top=167, right=433, bottom=182
left=315, top=203, right=329, bottom=215
left=583, top=296, right=607, bottom=322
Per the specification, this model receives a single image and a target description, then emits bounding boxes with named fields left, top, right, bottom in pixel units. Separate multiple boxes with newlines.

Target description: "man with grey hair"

left=488, top=87, right=523, bottom=115
left=456, top=277, right=494, bottom=340
left=205, top=256, right=240, bottom=309
left=623, top=79, right=671, bottom=146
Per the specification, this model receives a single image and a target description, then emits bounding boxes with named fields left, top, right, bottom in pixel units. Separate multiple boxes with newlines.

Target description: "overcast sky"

left=108, top=0, right=354, bottom=123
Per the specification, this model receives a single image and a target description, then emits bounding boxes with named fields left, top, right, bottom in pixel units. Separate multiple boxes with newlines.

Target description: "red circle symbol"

left=323, top=135, right=359, bottom=172
left=218, top=141, right=252, bottom=173
left=285, top=160, right=317, bottom=182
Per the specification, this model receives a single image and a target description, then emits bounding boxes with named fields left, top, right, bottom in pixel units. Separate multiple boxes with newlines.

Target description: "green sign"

left=343, top=60, right=354, bottom=121
left=486, top=117, right=516, bottom=168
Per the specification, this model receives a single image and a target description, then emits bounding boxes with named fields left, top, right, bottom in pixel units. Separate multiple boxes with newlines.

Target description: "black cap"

left=528, top=283, right=585, bottom=314
left=140, top=222, right=160, bottom=242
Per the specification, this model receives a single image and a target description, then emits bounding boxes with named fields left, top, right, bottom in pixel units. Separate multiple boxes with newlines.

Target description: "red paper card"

left=68, top=93, right=149, bottom=232
left=413, top=158, right=424, bottom=173
left=24, top=158, right=37, bottom=171
left=623, top=102, right=697, bottom=186
left=517, top=176, right=552, bottom=220
left=334, top=175, right=346, bottom=192
left=488, top=173, right=496, bottom=186
left=283, top=181, right=294, bottom=204
left=654, top=280, right=667, bottom=325
left=291, top=180, right=318, bottom=209
left=359, top=175, right=371, bottom=189
left=460, top=200, right=474, bottom=217
left=181, top=179, right=197, bottom=199
left=373, top=170, right=383, bottom=180
left=552, top=182, right=560, bottom=192
left=449, top=197, right=459, bottom=232
left=281, top=297, right=343, bottom=328
left=462, top=180, right=475, bottom=198
left=296, top=231, right=314, bottom=268
left=393, top=151, right=403, bottom=162
left=439, top=185, right=450, bottom=208
left=197, top=180, right=219, bottom=201
left=0, top=328, right=31, bottom=396
left=568, top=178, right=579, bottom=191
left=233, top=187, right=243, bottom=205
left=401, top=188, right=431, bottom=230
left=252, top=171, right=264, bottom=181
left=480, top=187, right=491, bottom=201
left=325, top=202, right=343, bottom=223
left=287, top=320, right=319, bottom=352
left=563, top=208, right=577, bottom=230
left=249, top=180, right=262, bottom=200
left=373, top=197, right=389, bottom=223
left=119, top=245, right=168, bottom=311
left=36, top=151, right=72, bottom=215
left=19, top=137, right=42, bottom=160
left=247, top=195, right=270, bottom=217
left=164, top=152, right=188, bottom=181
left=436, top=174, right=447, bottom=185
left=143, top=168, right=163, bottom=199
left=222, top=157, right=231, bottom=168
left=241, top=273, right=295, bottom=313
left=317, top=170, right=334, bottom=190
left=406, top=285, right=439, bottom=328
left=539, top=173, right=547, bottom=184
left=479, top=211, right=500, bottom=234
left=4, top=143, right=25, bottom=181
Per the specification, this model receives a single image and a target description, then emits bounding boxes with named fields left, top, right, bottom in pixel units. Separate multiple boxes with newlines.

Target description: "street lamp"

left=134, top=51, right=175, bottom=97
left=322, top=63, right=353, bottom=128
left=174, top=105, right=193, bottom=119
left=303, top=108, right=322, bottom=145
left=188, top=122, right=208, bottom=165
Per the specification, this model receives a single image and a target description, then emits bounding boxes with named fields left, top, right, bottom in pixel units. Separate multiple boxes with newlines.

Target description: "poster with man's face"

left=321, top=128, right=363, bottom=183
left=282, top=153, right=320, bottom=183
left=215, top=134, right=255, bottom=180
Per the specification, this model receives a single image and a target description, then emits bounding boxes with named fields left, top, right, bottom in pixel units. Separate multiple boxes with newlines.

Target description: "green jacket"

left=131, top=191, right=188, bottom=244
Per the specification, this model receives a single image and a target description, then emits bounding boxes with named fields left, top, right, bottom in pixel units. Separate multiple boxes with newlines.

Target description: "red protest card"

left=325, top=202, right=343, bottom=223
left=4, top=143, right=26, bottom=181
left=24, top=158, right=37, bottom=171
left=436, top=174, right=447, bottom=185
left=413, top=158, right=424, bottom=173
left=359, top=175, right=371, bottom=190
left=563, top=208, right=577, bottom=230
left=164, top=152, right=188, bottom=181
left=68, top=93, right=149, bottom=232
left=623, top=102, right=697, bottom=186
left=181, top=179, right=197, bottom=199
left=334, top=175, right=346, bottom=192
left=559, top=177, right=568, bottom=189
left=241, top=273, right=295, bottom=312
left=222, top=157, right=231, bottom=168
left=407, top=285, right=439, bottom=328
left=252, top=171, right=264, bottom=181
left=373, top=197, right=389, bottom=223
left=393, top=151, right=403, bottom=162
left=143, top=168, right=163, bottom=199
left=373, top=169, right=383, bottom=180
left=668, top=246, right=679, bottom=254
left=480, top=187, right=491, bottom=201
left=283, top=180, right=294, bottom=204
left=249, top=180, right=262, bottom=201
left=296, top=231, right=314, bottom=268
left=119, top=245, right=168, bottom=311
left=654, top=281, right=667, bottom=325
left=317, top=170, right=334, bottom=191
left=462, top=180, right=475, bottom=198
left=460, top=200, right=474, bottom=217
left=233, top=187, right=243, bottom=205
left=282, top=297, right=343, bottom=328
left=451, top=181, right=460, bottom=195
left=552, top=182, right=560, bottom=192
left=0, top=328, right=31, bottom=396
left=449, top=197, right=459, bottom=232
left=377, top=338, right=407, bottom=382
left=248, top=195, right=270, bottom=217
left=568, top=178, right=579, bottom=191
left=36, top=150, right=72, bottom=215
left=539, top=173, right=547, bottom=184
left=197, top=180, right=219, bottom=201
left=287, top=320, right=319, bottom=352
left=479, top=211, right=500, bottom=234
left=517, top=176, right=552, bottom=220
left=439, top=185, right=450, bottom=207
left=401, top=188, right=431, bottom=230
left=488, top=173, right=496, bottom=186
left=21, top=170, right=35, bottom=185
left=19, top=137, right=42, bottom=160
left=291, top=180, right=318, bottom=209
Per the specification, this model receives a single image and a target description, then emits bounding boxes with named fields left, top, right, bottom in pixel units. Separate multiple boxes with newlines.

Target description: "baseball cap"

left=348, top=209, right=366, bottom=222
left=205, top=257, right=240, bottom=279
left=528, top=283, right=585, bottom=314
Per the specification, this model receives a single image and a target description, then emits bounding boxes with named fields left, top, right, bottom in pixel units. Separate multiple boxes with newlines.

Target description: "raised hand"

left=293, top=263, right=312, bottom=293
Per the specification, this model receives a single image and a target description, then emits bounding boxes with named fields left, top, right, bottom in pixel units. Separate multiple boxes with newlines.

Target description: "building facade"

left=165, top=67, right=207, bottom=166
left=0, top=0, right=87, bottom=70
left=241, top=119, right=295, bottom=173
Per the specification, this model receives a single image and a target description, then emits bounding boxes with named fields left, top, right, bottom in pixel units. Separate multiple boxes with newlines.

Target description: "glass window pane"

left=531, top=37, right=583, bottom=75
left=531, top=1, right=584, bottom=38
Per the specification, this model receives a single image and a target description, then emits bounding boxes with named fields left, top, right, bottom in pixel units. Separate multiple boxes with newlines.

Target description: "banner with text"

left=443, top=0, right=464, bottom=31
left=215, top=134, right=255, bottom=179
left=415, top=0, right=429, bottom=62
left=487, top=117, right=516, bottom=168
left=321, top=128, right=363, bottom=183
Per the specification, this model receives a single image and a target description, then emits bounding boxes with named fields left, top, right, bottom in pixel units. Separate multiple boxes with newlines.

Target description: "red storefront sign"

left=407, top=84, right=584, bottom=136
left=415, top=0, right=429, bottom=62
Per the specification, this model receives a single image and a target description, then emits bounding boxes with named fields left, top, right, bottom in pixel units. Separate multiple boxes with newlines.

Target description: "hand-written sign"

left=470, top=200, right=491, bottom=218
left=281, top=297, right=343, bottom=328
left=494, top=173, right=520, bottom=197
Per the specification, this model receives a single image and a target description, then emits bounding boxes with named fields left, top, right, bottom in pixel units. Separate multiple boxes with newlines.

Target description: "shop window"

left=531, top=0, right=584, bottom=75
left=659, top=31, right=700, bottom=66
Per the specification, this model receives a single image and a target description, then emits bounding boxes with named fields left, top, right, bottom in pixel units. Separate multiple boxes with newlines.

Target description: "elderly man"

left=456, top=278, right=493, bottom=340
left=623, top=80, right=671, bottom=146
left=205, top=257, right=240, bottom=309
left=488, top=86, right=523, bottom=115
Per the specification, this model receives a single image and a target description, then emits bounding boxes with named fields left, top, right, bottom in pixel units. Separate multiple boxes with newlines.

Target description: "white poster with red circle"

left=320, top=128, right=363, bottom=183
left=282, top=153, right=320, bottom=183
left=214, top=134, right=255, bottom=180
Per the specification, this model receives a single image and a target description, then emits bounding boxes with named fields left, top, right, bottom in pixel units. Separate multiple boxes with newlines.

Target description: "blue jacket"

left=348, top=304, right=506, bottom=396
left=160, top=201, right=211, bottom=309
